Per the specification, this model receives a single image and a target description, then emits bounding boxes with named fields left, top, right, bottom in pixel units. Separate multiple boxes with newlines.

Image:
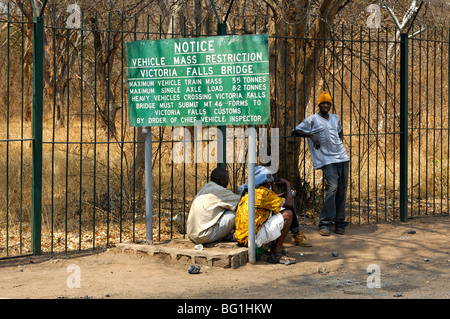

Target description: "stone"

left=318, top=267, right=327, bottom=275
left=188, top=264, right=201, bottom=274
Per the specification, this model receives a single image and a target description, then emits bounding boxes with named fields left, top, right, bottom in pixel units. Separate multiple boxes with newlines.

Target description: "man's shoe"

left=318, top=228, right=331, bottom=236
left=291, top=232, right=312, bottom=247
left=335, top=228, right=345, bottom=235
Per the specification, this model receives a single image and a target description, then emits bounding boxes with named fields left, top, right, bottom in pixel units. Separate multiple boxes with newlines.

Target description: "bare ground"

left=0, top=216, right=449, bottom=300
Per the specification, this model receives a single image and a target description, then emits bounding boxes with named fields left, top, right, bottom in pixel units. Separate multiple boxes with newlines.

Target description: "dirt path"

left=0, top=216, right=449, bottom=300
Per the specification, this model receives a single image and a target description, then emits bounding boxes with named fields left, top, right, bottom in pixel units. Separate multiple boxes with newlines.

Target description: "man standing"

left=187, top=167, right=241, bottom=244
left=291, top=91, right=350, bottom=236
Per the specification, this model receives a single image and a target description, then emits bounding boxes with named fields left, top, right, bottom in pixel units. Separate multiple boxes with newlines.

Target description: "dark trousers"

left=319, top=161, right=349, bottom=230
left=290, top=206, right=300, bottom=234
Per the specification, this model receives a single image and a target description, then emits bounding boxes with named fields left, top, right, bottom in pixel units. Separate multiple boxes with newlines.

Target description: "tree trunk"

left=269, top=0, right=348, bottom=194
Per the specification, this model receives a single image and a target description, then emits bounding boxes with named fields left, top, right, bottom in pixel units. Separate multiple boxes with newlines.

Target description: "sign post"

left=126, top=35, right=270, bottom=253
left=247, top=126, right=256, bottom=264
left=144, top=127, right=153, bottom=244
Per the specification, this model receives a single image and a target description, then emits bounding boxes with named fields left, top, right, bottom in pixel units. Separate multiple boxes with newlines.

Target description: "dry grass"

left=2, top=111, right=450, bottom=257
left=0, top=118, right=181, bottom=256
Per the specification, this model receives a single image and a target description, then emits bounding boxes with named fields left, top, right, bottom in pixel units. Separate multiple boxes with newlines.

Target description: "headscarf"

left=238, top=166, right=274, bottom=195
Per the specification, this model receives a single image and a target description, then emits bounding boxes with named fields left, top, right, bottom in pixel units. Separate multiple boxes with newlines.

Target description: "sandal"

left=267, top=252, right=296, bottom=264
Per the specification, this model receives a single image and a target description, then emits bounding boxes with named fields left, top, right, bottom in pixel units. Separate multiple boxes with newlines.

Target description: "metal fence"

left=0, top=4, right=449, bottom=257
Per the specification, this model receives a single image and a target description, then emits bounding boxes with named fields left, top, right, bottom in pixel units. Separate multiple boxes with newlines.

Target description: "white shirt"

left=187, top=181, right=240, bottom=244
left=294, top=113, right=349, bottom=169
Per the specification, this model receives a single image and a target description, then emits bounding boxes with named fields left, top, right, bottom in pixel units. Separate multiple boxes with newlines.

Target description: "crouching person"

left=234, top=166, right=296, bottom=264
left=187, top=167, right=241, bottom=245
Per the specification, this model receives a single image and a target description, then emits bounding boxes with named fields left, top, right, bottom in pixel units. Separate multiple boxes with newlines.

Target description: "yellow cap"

left=318, top=91, right=333, bottom=105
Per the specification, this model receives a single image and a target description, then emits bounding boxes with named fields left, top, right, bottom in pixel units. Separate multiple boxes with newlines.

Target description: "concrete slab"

left=113, top=239, right=249, bottom=269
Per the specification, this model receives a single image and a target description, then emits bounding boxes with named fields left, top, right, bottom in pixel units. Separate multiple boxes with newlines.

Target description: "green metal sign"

left=126, top=34, right=270, bottom=127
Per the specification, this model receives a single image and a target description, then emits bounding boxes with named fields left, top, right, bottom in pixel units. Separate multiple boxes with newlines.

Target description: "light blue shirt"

left=294, top=113, right=349, bottom=169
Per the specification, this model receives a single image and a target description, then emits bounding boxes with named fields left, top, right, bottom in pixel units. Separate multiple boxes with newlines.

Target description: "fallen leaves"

left=1, top=217, right=184, bottom=257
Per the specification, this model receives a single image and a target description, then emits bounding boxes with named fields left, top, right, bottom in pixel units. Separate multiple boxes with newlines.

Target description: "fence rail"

left=0, top=5, right=449, bottom=257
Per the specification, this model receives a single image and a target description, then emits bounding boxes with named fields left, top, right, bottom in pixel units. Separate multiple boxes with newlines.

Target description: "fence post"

left=399, top=32, right=408, bottom=222
left=385, top=2, right=423, bottom=222
left=217, top=22, right=227, bottom=169
left=31, top=14, right=44, bottom=255
left=216, top=15, right=227, bottom=167
left=210, top=0, right=233, bottom=168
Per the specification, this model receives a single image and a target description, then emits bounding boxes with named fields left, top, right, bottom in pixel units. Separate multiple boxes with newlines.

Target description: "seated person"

left=235, top=166, right=296, bottom=264
left=237, top=182, right=311, bottom=247
left=187, top=167, right=241, bottom=245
